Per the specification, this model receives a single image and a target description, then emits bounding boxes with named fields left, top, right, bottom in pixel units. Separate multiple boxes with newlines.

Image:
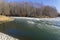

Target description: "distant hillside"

left=0, top=2, right=59, bottom=18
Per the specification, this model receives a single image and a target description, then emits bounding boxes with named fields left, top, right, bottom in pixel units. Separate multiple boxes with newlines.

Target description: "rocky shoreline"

left=0, top=32, right=19, bottom=40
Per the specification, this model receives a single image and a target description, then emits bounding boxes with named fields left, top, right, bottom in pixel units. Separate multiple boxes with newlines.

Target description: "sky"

left=7, top=0, right=60, bottom=13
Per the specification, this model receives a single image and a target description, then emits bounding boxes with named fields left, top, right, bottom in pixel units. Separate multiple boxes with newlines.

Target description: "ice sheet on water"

left=13, top=17, right=60, bottom=21
left=13, top=17, right=60, bottom=27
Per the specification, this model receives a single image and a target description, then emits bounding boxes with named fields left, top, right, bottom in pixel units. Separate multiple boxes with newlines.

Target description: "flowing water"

left=0, top=17, right=60, bottom=40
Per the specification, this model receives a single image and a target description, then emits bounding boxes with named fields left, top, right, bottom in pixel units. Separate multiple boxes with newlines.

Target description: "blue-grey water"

left=53, top=21, right=60, bottom=27
left=0, top=17, right=60, bottom=40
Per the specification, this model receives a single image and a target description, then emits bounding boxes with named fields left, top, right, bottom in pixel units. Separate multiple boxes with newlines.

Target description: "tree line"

left=0, top=2, right=59, bottom=18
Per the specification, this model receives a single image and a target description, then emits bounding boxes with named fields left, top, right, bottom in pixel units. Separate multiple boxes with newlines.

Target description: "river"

left=0, top=17, right=60, bottom=40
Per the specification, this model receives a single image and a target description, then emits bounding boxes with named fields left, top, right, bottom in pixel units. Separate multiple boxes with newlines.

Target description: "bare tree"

left=0, top=1, right=58, bottom=18
left=41, top=6, right=58, bottom=17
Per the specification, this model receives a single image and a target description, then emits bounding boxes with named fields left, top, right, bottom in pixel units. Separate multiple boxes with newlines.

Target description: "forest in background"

left=0, top=1, right=59, bottom=18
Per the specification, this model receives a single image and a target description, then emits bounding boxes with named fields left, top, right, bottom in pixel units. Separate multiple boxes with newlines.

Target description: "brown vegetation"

left=0, top=1, right=59, bottom=18
left=0, top=15, right=14, bottom=22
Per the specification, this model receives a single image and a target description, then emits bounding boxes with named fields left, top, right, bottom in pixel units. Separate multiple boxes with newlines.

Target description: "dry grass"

left=0, top=15, right=14, bottom=22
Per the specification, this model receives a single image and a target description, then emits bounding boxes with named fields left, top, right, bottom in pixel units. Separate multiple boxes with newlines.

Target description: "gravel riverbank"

left=0, top=32, right=19, bottom=40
